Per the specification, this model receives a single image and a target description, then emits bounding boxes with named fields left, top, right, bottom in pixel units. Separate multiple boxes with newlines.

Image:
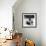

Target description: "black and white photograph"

left=22, top=13, right=37, bottom=28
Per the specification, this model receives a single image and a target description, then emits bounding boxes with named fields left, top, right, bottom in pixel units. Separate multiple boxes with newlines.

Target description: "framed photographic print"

left=22, top=13, right=37, bottom=28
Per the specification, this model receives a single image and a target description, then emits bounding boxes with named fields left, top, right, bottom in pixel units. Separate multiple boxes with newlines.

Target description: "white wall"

left=41, top=0, right=46, bottom=46
left=0, top=0, right=16, bottom=30
left=13, top=0, right=41, bottom=46
left=13, top=0, right=46, bottom=46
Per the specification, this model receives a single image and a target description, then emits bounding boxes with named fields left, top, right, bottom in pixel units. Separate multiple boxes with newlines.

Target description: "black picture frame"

left=22, top=13, right=37, bottom=28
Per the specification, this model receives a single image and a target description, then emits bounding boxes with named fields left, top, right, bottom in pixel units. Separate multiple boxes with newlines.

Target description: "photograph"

left=22, top=13, right=37, bottom=28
